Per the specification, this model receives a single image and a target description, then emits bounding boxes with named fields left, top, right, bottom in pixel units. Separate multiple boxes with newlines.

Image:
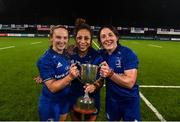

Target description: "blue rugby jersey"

left=100, top=45, right=139, bottom=100
left=70, top=47, right=103, bottom=93
left=37, top=48, right=71, bottom=101
left=69, top=47, right=103, bottom=111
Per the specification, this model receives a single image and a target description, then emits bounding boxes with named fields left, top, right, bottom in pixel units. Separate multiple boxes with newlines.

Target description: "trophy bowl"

left=73, top=64, right=98, bottom=114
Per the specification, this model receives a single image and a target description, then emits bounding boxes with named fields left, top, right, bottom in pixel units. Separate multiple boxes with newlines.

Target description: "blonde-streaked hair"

left=49, top=25, right=69, bottom=38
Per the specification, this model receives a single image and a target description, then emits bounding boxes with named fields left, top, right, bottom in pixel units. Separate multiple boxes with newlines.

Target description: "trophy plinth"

left=73, top=64, right=98, bottom=114
left=73, top=95, right=96, bottom=114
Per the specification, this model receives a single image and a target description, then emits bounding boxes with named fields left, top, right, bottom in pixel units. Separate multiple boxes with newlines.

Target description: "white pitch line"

left=0, top=46, right=15, bottom=50
left=139, top=92, right=166, bottom=121
left=140, top=85, right=180, bottom=88
left=92, top=40, right=100, bottom=49
left=30, top=42, right=42, bottom=45
left=105, top=85, right=180, bottom=88
left=148, top=44, right=162, bottom=48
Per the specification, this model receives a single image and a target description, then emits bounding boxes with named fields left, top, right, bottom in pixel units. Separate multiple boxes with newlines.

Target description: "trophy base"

left=73, top=96, right=96, bottom=114
left=73, top=105, right=96, bottom=114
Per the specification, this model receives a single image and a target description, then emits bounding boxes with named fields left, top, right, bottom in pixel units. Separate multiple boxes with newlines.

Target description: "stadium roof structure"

left=1, top=0, right=180, bottom=28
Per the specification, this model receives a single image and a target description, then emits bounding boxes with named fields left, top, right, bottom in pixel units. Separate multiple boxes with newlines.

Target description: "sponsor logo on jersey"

left=56, top=62, right=62, bottom=68
left=55, top=71, right=68, bottom=79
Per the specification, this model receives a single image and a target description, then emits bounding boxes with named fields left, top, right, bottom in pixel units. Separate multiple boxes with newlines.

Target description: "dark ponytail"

left=75, top=18, right=86, bottom=27
left=74, top=18, right=93, bottom=40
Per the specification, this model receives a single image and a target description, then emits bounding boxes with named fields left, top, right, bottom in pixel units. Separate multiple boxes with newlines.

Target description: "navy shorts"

left=106, top=96, right=141, bottom=121
left=38, top=95, right=70, bottom=121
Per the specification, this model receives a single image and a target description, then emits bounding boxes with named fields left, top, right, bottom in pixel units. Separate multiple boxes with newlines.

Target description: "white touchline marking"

left=104, top=85, right=180, bottom=88
left=92, top=40, right=100, bottom=49
left=31, top=42, right=42, bottom=45
left=148, top=44, right=162, bottom=48
left=0, top=46, right=15, bottom=50
left=139, top=92, right=166, bottom=121
left=140, top=85, right=180, bottom=88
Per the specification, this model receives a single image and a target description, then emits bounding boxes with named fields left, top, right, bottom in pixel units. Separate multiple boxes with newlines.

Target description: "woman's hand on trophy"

left=68, top=64, right=80, bottom=80
left=84, top=83, right=96, bottom=93
left=34, top=75, right=43, bottom=84
left=100, top=61, right=112, bottom=78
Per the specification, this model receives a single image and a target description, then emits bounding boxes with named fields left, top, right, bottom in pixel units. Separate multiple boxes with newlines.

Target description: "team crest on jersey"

left=115, top=57, right=121, bottom=68
left=56, top=62, right=63, bottom=68
left=65, top=66, right=70, bottom=70
left=71, top=60, right=75, bottom=64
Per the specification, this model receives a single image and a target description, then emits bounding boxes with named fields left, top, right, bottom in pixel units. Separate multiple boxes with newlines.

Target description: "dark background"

left=1, top=0, right=180, bottom=28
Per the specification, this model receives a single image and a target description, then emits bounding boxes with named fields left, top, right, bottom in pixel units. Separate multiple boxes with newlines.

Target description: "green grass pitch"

left=0, top=37, right=180, bottom=120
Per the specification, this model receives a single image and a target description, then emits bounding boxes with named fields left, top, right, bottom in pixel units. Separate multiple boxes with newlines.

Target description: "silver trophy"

left=73, top=64, right=98, bottom=114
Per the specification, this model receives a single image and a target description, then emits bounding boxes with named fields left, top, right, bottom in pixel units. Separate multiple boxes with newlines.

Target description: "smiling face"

left=76, top=29, right=91, bottom=53
left=99, top=27, right=118, bottom=54
left=51, top=28, right=69, bottom=54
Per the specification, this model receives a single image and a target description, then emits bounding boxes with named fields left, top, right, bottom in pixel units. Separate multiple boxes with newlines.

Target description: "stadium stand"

left=1, top=24, right=180, bottom=41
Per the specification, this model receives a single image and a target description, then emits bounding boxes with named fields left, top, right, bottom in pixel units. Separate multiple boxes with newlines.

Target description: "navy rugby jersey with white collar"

left=100, top=45, right=139, bottom=100
left=37, top=48, right=71, bottom=100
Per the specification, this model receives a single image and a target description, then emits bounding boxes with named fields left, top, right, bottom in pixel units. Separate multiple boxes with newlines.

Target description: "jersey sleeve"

left=37, top=58, right=55, bottom=82
left=123, top=49, right=139, bottom=70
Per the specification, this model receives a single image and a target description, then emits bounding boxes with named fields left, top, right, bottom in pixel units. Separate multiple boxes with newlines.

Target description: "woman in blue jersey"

left=69, top=18, right=104, bottom=121
left=97, top=25, right=141, bottom=121
left=37, top=25, right=80, bottom=121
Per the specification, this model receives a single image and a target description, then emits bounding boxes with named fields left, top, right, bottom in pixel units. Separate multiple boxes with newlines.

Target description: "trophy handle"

left=97, top=65, right=106, bottom=80
left=75, top=62, right=82, bottom=71
left=75, top=63, right=84, bottom=83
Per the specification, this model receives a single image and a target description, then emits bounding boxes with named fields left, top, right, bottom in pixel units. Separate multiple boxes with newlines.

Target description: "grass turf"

left=0, top=37, right=180, bottom=120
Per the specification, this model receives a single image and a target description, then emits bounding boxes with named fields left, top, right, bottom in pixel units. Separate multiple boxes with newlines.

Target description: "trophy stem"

left=84, top=92, right=89, bottom=99
left=73, top=64, right=98, bottom=118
